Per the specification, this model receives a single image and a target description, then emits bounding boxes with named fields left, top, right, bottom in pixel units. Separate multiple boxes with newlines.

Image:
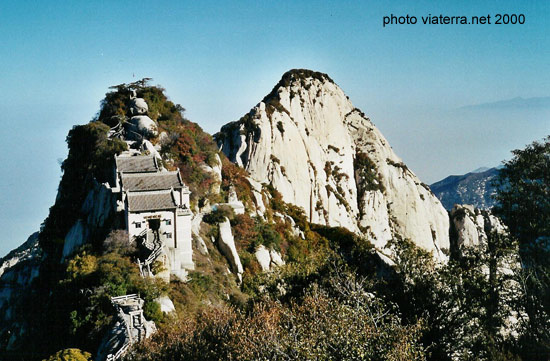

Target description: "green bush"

left=354, top=152, right=384, bottom=193
left=203, top=205, right=234, bottom=224
left=44, top=348, right=92, bottom=361
left=144, top=300, right=164, bottom=324
left=276, top=121, right=284, bottom=135
left=250, top=218, right=282, bottom=251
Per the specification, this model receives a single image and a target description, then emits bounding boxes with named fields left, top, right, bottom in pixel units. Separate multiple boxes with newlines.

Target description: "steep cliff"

left=216, top=69, right=450, bottom=259
left=2, top=74, right=530, bottom=360
left=0, top=80, right=310, bottom=359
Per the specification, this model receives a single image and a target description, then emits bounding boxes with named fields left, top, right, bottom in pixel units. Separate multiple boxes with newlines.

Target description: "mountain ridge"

left=0, top=71, right=523, bottom=360
left=216, top=68, right=450, bottom=259
left=431, top=167, right=500, bottom=210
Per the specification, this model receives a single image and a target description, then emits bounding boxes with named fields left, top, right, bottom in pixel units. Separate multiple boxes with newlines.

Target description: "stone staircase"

left=134, top=230, right=163, bottom=277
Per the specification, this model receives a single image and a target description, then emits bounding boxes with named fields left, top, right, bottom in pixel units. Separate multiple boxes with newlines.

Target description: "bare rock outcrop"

left=0, top=232, right=42, bottom=351
left=218, top=218, right=243, bottom=281
left=254, top=245, right=285, bottom=271
left=155, top=295, right=176, bottom=314
left=62, top=180, right=117, bottom=260
left=199, top=153, right=223, bottom=194
left=129, top=115, right=158, bottom=138
left=130, top=97, right=149, bottom=115
left=216, top=69, right=449, bottom=260
left=255, top=245, right=271, bottom=271
left=450, top=204, right=507, bottom=250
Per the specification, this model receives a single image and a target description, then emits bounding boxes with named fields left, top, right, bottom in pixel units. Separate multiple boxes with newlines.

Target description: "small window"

left=166, top=233, right=172, bottom=239
left=165, top=219, right=172, bottom=226
left=135, top=222, right=142, bottom=228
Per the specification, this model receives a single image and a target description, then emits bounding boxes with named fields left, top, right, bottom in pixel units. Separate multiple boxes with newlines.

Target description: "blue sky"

left=1, top=0, right=549, bottom=256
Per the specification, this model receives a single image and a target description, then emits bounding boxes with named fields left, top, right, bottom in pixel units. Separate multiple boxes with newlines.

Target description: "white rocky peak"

left=217, top=69, right=450, bottom=259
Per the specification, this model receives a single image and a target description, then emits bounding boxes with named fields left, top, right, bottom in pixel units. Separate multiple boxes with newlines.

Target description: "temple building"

left=113, top=154, right=194, bottom=279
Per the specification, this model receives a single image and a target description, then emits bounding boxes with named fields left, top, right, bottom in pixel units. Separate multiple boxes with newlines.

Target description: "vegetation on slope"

left=40, top=122, right=127, bottom=256
left=97, top=79, right=222, bottom=204
left=4, top=79, right=549, bottom=361
left=127, top=270, right=425, bottom=361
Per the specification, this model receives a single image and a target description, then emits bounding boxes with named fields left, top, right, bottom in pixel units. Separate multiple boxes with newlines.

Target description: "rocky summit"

left=216, top=69, right=450, bottom=259
left=1, top=72, right=544, bottom=361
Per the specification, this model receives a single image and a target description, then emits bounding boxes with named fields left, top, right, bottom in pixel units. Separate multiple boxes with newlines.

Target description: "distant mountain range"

left=460, top=96, right=550, bottom=110
left=431, top=167, right=501, bottom=210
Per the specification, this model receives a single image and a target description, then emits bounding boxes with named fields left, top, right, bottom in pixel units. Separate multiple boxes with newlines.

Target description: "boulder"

left=155, top=296, right=176, bottom=313
left=227, top=185, right=245, bottom=215
left=130, top=115, right=158, bottom=137
left=130, top=98, right=149, bottom=115
left=270, top=249, right=284, bottom=267
left=451, top=204, right=508, bottom=251
left=199, top=153, right=223, bottom=194
left=142, top=139, right=162, bottom=160
left=254, top=245, right=285, bottom=271
left=255, top=245, right=271, bottom=271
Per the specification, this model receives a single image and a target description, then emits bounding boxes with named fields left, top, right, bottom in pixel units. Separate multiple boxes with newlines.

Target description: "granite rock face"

left=450, top=204, right=522, bottom=337
left=216, top=69, right=450, bottom=260
left=218, top=218, right=243, bottom=281
left=62, top=180, right=117, bottom=260
left=254, top=245, right=285, bottom=271
left=450, top=204, right=507, bottom=250
left=0, top=232, right=42, bottom=351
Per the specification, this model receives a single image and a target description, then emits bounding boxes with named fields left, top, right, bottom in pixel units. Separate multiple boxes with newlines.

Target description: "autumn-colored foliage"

left=127, top=271, right=426, bottom=361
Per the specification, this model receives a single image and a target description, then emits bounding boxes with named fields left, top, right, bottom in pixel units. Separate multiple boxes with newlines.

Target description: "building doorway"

left=147, top=218, right=160, bottom=231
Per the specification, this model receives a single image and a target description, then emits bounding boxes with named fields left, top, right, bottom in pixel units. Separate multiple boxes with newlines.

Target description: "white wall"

left=127, top=210, right=175, bottom=241
left=173, top=209, right=193, bottom=270
left=127, top=208, right=194, bottom=275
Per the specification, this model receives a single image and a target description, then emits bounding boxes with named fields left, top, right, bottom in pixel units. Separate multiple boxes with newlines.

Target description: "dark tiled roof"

left=116, top=155, right=158, bottom=173
left=127, top=191, right=176, bottom=212
left=121, top=171, right=183, bottom=192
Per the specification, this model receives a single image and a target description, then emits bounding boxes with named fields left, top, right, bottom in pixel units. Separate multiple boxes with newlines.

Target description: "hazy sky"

left=1, top=0, right=549, bottom=256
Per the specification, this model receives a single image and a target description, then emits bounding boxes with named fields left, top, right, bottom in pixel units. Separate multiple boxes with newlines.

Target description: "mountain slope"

left=1, top=79, right=369, bottom=359
left=431, top=167, right=500, bottom=210
left=0, top=74, right=534, bottom=361
left=216, top=69, right=450, bottom=259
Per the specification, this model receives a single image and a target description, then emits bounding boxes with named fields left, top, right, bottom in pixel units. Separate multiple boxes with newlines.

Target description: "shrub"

left=44, top=348, right=92, bottom=361
left=102, top=230, right=135, bottom=256
left=143, top=300, right=164, bottom=324
left=203, top=205, right=234, bottom=224
left=231, top=214, right=258, bottom=250
left=251, top=218, right=282, bottom=251
left=276, top=121, right=284, bottom=135
left=66, top=252, right=98, bottom=280
left=126, top=272, right=425, bottom=361
left=354, top=152, right=385, bottom=198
